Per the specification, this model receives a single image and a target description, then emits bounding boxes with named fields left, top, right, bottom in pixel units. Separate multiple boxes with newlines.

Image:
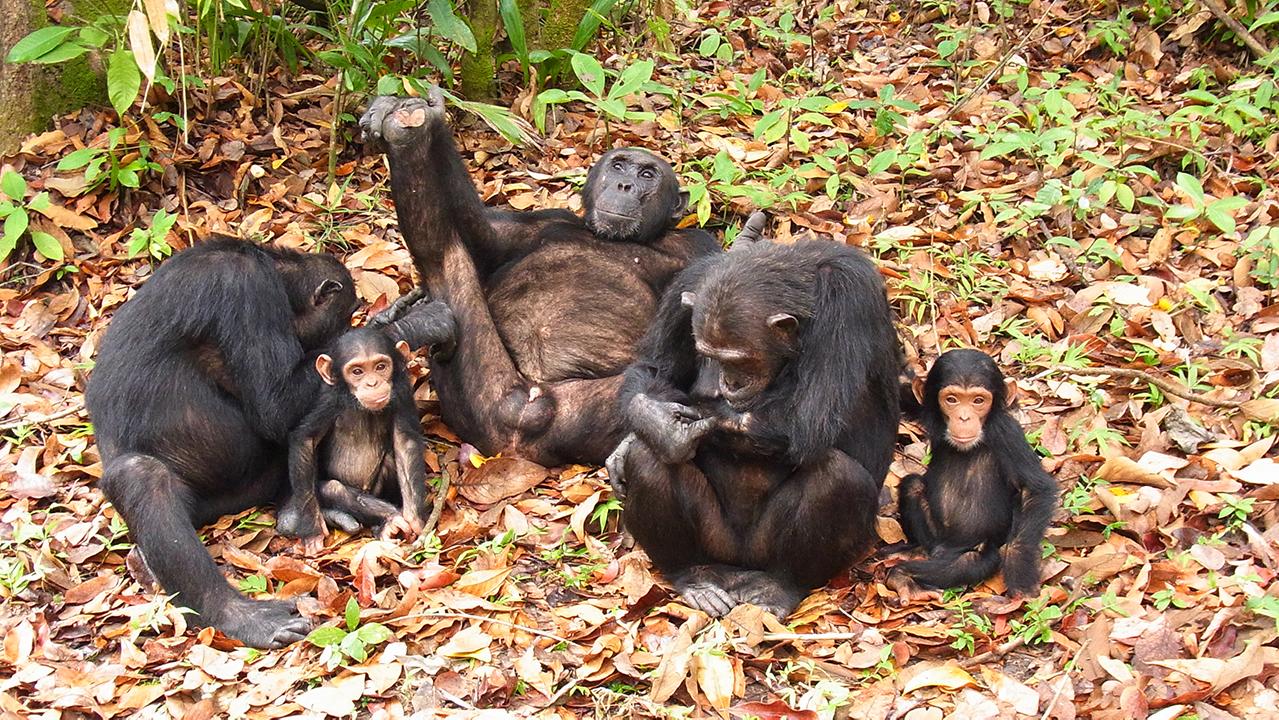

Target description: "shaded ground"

left=1, top=1, right=1277, bottom=717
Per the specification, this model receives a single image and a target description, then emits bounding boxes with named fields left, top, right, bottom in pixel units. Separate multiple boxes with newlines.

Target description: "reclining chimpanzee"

left=359, top=87, right=721, bottom=466
left=607, top=230, right=901, bottom=618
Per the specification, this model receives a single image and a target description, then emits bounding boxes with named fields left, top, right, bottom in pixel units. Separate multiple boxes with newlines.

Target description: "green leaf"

left=58, top=147, right=100, bottom=171
left=306, top=625, right=348, bottom=648
left=571, top=0, right=619, bottom=51
left=608, top=60, right=653, bottom=100
left=754, top=110, right=786, bottom=144
left=345, top=596, right=360, bottom=631
left=1164, top=204, right=1199, bottom=221
left=427, top=0, right=477, bottom=53
left=1175, top=172, right=1205, bottom=205
left=4, top=208, right=29, bottom=247
left=356, top=622, right=392, bottom=645
left=698, top=33, right=720, bottom=57
left=79, top=25, right=110, bottom=48
left=0, top=171, right=26, bottom=201
left=499, top=0, right=528, bottom=70
left=31, top=232, right=62, bottom=261
left=866, top=149, right=897, bottom=176
left=127, top=229, right=149, bottom=258
left=537, top=88, right=571, bottom=104
left=570, top=52, right=606, bottom=97
left=339, top=632, right=368, bottom=662
left=1116, top=183, right=1135, bottom=211
left=1205, top=205, right=1237, bottom=234
left=107, top=50, right=142, bottom=117
left=6, top=26, right=78, bottom=63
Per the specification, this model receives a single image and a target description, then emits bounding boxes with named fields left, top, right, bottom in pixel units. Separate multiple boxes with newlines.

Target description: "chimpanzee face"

left=315, top=332, right=411, bottom=412
left=915, top=349, right=1017, bottom=452
left=583, top=149, right=688, bottom=244
left=684, top=291, right=798, bottom=410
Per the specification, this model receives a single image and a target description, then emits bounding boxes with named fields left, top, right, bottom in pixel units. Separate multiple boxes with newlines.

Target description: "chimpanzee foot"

left=368, top=286, right=429, bottom=328
left=321, top=508, right=364, bottom=534
left=731, top=577, right=804, bottom=619
left=603, top=433, right=636, bottom=499
left=359, top=87, right=447, bottom=152
left=677, top=580, right=737, bottom=617
left=211, top=598, right=312, bottom=649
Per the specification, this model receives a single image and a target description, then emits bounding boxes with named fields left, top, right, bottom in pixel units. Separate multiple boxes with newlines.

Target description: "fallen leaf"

left=457, top=456, right=548, bottom=504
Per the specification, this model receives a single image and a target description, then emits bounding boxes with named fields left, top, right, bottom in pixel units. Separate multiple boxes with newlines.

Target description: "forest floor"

left=2, top=1, right=1278, bottom=718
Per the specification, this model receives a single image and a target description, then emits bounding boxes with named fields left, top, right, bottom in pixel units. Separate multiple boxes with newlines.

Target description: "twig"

left=0, top=401, right=86, bottom=431
left=1201, top=0, right=1272, bottom=60
left=1051, top=366, right=1247, bottom=409
left=391, top=609, right=578, bottom=646
left=761, top=631, right=864, bottom=642
left=421, top=471, right=450, bottom=538
left=1038, top=638, right=1090, bottom=720
left=959, top=634, right=1029, bottom=668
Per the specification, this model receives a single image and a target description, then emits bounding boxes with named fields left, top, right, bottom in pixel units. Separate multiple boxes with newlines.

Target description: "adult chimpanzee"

left=279, top=328, right=431, bottom=549
left=608, top=237, right=901, bottom=618
left=896, top=349, right=1058, bottom=595
left=87, top=237, right=358, bottom=648
left=358, top=88, right=720, bottom=466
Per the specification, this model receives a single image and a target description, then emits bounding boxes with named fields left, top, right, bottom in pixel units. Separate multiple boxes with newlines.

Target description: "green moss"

left=540, top=0, right=590, bottom=51
left=460, top=0, right=499, bottom=100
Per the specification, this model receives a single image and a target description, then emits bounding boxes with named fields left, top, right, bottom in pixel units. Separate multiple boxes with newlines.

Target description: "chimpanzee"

left=896, top=349, right=1058, bottom=595
left=87, top=237, right=358, bottom=648
left=358, top=87, right=721, bottom=466
left=607, top=238, right=901, bottom=617
left=278, top=328, right=430, bottom=550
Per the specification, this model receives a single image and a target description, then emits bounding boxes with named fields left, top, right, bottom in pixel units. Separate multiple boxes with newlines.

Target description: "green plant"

left=1010, top=598, right=1063, bottom=645
left=1088, top=9, right=1133, bottom=56
left=1062, top=475, right=1102, bottom=516
left=590, top=497, right=622, bottom=533
left=499, top=0, right=621, bottom=88
left=1240, top=226, right=1279, bottom=287
left=307, top=597, right=393, bottom=665
left=58, top=128, right=163, bottom=192
left=944, top=592, right=993, bottom=654
left=0, top=171, right=63, bottom=264
left=238, top=575, right=269, bottom=594
left=1218, top=495, right=1255, bottom=531
left=1164, top=173, right=1250, bottom=233
left=1245, top=594, right=1279, bottom=630
left=128, top=209, right=178, bottom=260
left=534, top=53, right=656, bottom=134
left=1151, top=587, right=1191, bottom=611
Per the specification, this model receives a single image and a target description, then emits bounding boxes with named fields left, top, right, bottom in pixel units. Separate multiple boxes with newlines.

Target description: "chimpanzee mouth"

left=596, top=209, right=638, bottom=220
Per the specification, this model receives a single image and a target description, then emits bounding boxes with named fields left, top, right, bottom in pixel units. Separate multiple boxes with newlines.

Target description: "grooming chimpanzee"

left=608, top=238, right=901, bottom=618
left=278, top=328, right=430, bottom=550
left=896, top=349, right=1058, bottom=595
left=359, top=88, right=720, bottom=466
left=87, top=237, right=358, bottom=649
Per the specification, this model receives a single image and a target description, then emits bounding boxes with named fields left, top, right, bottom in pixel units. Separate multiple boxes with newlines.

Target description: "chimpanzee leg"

left=317, top=479, right=400, bottom=529
left=897, top=473, right=938, bottom=550
left=100, top=454, right=310, bottom=649
left=620, top=440, right=748, bottom=615
left=745, top=450, right=880, bottom=615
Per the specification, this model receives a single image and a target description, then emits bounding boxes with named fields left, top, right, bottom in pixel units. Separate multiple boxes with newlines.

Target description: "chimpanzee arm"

left=276, top=406, right=333, bottom=543
left=381, top=299, right=457, bottom=353
left=898, top=473, right=939, bottom=549
left=619, top=260, right=718, bottom=462
left=765, top=252, right=898, bottom=466
left=993, top=418, right=1058, bottom=594
left=392, top=411, right=430, bottom=531
left=211, top=257, right=321, bottom=442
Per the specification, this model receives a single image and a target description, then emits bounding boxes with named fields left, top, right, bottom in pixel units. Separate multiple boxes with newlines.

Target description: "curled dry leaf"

left=457, top=456, right=549, bottom=505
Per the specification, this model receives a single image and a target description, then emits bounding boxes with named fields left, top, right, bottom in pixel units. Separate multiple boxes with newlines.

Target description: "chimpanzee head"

left=682, top=250, right=810, bottom=410
left=582, top=148, right=689, bottom=245
left=914, top=349, right=1016, bottom=451
left=276, top=253, right=358, bottom=350
left=315, top=328, right=412, bottom=412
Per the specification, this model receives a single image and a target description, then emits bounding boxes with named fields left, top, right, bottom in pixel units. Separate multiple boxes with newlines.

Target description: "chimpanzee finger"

left=368, top=286, right=427, bottom=327
left=604, top=434, right=635, bottom=499
left=270, top=616, right=314, bottom=648
left=734, top=210, right=769, bottom=248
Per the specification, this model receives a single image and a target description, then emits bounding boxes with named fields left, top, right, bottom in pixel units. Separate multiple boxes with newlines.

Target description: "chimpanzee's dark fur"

left=359, top=88, right=720, bottom=466
left=87, top=238, right=357, bottom=649
left=897, top=350, right=1058, bottom=594
left=610, top=238, right=901, bottom=617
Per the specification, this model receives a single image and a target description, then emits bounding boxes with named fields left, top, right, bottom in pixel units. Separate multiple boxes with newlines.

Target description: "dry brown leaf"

left=457, top=456, right=548, bottom=504
left=899, top=661, right=976, bottom=694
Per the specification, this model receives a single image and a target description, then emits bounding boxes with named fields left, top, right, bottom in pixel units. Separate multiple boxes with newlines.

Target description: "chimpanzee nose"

left=616, top=181, right=632, bottom=192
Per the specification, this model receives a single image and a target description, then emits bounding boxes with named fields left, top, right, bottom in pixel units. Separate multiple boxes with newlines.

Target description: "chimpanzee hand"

left=377, top=511, right=423, bottom=542
left=389, top=299, right=458, bottom=359
left=604, top=433, right=637, bottom=499
left=276, top=496, right=328, bottom=555
left=359, top=86, right=447, bottom=153
left=368, top=286, right=428, bottom=328
left=731, top=210, right=769, bottom=251
left=627, top=394, right=715, bottom=464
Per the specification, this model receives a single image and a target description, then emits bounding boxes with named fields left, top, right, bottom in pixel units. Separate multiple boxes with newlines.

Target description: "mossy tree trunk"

left=1, top=0, right=109, bottom=155
left=539, top=0, right=590, bottom=51
left=460, top=0, right=500, bottom=100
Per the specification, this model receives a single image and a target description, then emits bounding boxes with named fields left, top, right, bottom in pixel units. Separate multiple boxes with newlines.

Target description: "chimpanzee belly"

left=320, top=413, right=394, bottom=494
left=931, top=451, right=1012, bottom=545
left=487, top=244, right=658, bottom=383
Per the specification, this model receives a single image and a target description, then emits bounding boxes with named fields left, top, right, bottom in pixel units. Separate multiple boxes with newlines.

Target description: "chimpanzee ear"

left=394, top=340, right=412, bottom=363
left=767, top=313, right=798, bottom=339
left=315, top=354, right=336, bottom=385
left=671, top=189, right=690, bottom=221
left=312, top=279, right=344, bottom=306
left=680, top=291, right=697, bottom=309
left=1004, top=377, right=1019, bottom=408
left=912, top=375, right=927, bottom=405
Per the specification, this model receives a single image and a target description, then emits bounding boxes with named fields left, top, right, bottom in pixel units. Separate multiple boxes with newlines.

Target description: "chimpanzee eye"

left=612, top=160, right=625, bottom=171
left=351, top=368, right=363, bottom=376
left=639, top=167, right=655, bottom=179
left=945, top=395, right=958, bottom=404
left=377, top=363, right=388, bottom=372
left=973, top=396, right=986, bottom=405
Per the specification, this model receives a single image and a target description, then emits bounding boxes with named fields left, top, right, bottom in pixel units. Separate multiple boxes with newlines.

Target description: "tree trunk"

left=540, top=0, right=590, bottom=51
left=0, top=0, right=108, bottom=155
left=460, top=0, right=500, bottom=100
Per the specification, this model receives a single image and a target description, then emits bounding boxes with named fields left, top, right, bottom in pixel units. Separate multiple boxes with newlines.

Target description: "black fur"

left=279, top=328, right=430, bottom=540
left=897, top=349, right=1058, bottom=595
left=86, top=237, right=357, bottom=649
left=611, top=239, right=901, bottom=618
left=359, top=90, right=719, bottom=465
